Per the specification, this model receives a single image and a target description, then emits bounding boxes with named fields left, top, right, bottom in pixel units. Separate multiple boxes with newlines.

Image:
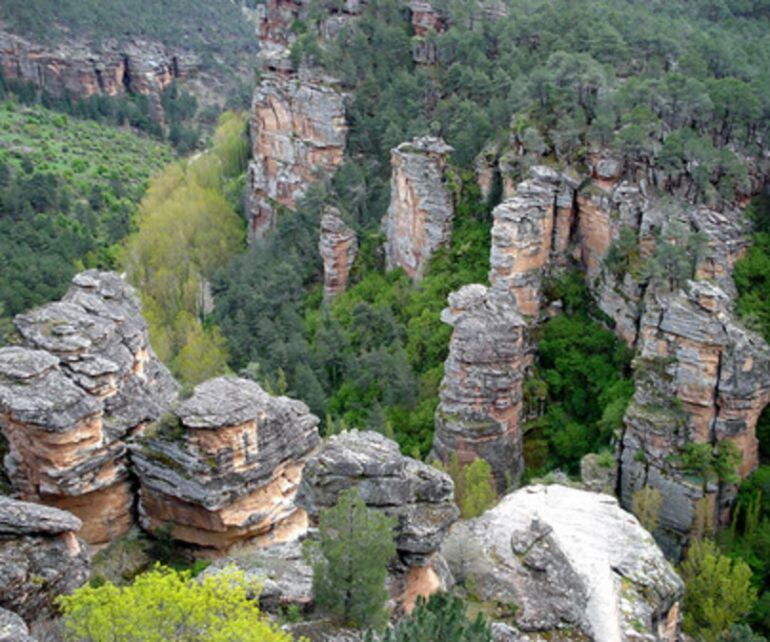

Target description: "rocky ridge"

left=319, top=207, right=358, bottom=301
left=132, top=376, right=321, bottom=552
left=0, top=271, right=177, bottom=544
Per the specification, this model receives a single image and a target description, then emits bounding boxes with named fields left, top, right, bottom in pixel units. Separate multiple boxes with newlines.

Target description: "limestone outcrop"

left=0, top=271, right=177, bottom=544
left=619, top=281, right=770, bottom=554
left=383, top=137, right=455, bottom=280
left=246, top=73, right=347, bottom=240
left=296, top=430, right=458, bottom=610
left=0, top=496, right=89, bottom=623
left=433, top=284, right=527, bottom=492
left=132, top=376, right=321, bottom=551
left=319, top=207, right=358, bottom=301
left=441, top=484, right=683, bottom=642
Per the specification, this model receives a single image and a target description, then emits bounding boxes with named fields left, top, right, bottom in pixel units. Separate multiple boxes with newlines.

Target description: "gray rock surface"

left=132, top=376, right=321, bottom=550
left=0, top=497, right=89, bottom=623
left=441, top=485, right=683, bottom=642
left=0, top=271, right=177, bottom=544
left=0, top=607, right=34, bottom=642
left=433, top=283, right=527, bottom=492
left=383, top=136, right=454, bottom=280
left=296, top=430, right=459, bottom=567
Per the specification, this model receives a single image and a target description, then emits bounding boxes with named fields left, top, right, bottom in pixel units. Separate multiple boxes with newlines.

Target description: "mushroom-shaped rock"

left=0, top=497, right=89, bottom=623
left=132, top=376, right=321, bottom=551
left=296, top=430, right=459, bottom=567
left=441, top=485, right=683, bottom=642
left=0, top=271, right=177, bottom=544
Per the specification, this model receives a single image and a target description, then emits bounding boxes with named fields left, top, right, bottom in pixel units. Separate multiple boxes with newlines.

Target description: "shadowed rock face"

left=246, top=74, right=347, bottom=241
left=383, top=136, right=455, bottom=280
left=296, top=430, right=458, bottom=613
left=0, top=271, right=177, bottom=544
left=319, top=207, right=358, bottom=301
left=132, top=376, right=321, bottom=552
left=442, top=485, right=683, bottom=642
left=620, top=282, right=770, bottom=555
left=433, top=283, right=527, bottom=493
left=0, top=496, right=89, bottom=623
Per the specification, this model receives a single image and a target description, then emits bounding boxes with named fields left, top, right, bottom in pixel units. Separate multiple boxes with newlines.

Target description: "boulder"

left=0, top=607, right=34, bottom=642
left=0, top=271, right=177, bottom=544
left=441, top=485, right=683, bottom=642
left=382, top=136, right=454, bottom=280
left=0, top=497, right=89, bottom=623
left=132, top=376, right=321, bottom=551
left=433, top=283, right=527, bottom=492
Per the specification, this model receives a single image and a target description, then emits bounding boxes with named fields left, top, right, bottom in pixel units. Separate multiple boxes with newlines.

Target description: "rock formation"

left=296, top=430, right=458, bottom=610
left=246, top=73, right=347, bottom=240
left=132, top=376, right=321, bottom=552
left=319, top=207, right=358, bottom=301
left=0, top=607, right=33, bottom=642
left=0, top=271, right=177, bottom=544
left=433, top=284, right=527, bottom=493
left=0, top=496, right=89, bottom=623
left=619, top=281, right=770, bottom=555
left=383, top=136, right=455, bottom=280
left=441, top=484, right=683, bottom=641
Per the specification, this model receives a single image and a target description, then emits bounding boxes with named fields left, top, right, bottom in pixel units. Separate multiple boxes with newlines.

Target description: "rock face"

left=132, top=376, right=321, bottom=551
left=246, top=73, right=347, bottom=241
left=319, top=207, right=358, bottom=301
left=433, top=284, right=527, bottom=493
left=0, top=271, right=177, bottom=544
left=296, top=430, right=458, bottom=610
left=441, top=485, right=683, bottom=642
left=0, top=496, right=89, bottom=623
left=619, top=282, right=770, bottom=555
left=0, top=607, right=33, bottom=642
left=383, top=137, right=455, bottom=280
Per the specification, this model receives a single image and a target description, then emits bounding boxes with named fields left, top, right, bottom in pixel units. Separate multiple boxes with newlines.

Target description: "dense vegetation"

left=0, top=0, right=257, bottom=69
left=736, top=194, right=770, bottom=345
left=0, top=100, right=171, bottom=323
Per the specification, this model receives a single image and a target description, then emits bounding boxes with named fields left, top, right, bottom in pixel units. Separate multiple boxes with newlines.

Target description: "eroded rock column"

left=319, top=207, right=357, bottom=301
left=0, top=271, right=177, bottom=544
left=433, top=283, right=526, bottom=492
left=132, top=376, right=320, bottom=552
left=383, top=136, right=454, bottom=280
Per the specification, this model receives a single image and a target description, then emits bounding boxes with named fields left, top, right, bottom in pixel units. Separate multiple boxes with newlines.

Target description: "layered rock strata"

left=0, top=271, right=177, bottom=544
left=433, top=283, right=526, bottom=493
left=383, top=137, right=455, bottom=280
left=296, top=430, right=459, bottom=611
left=619, top=281, right=770, bottom=554
left=442, top=484, right=683, bottom=642
left=132, top=376, right=321, bottom=552
left=319, top=207, right=358, bottom=301
left=246, top=73, right=347, bottom=241
left=0, top=496, right=89, bottom=623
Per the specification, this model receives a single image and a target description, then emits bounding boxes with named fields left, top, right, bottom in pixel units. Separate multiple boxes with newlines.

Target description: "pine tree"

left=306, top=488, right=397, bottom=629
left=460, top=458, right=497, bottom=519
left=631, top=486, right=663, bottom=534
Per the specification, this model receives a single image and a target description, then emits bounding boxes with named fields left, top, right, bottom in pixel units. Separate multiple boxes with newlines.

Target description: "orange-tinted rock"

left=433, top=283, right=527, bottom=492
left=132, top=376, right=320, bottom=552
left=319, top=207, right=358, bottom=301
left=0, top=271, right=177, bottom=545
left=246, top=73, right=347, bottom=241
left=383, top=136, right=455, bottom=280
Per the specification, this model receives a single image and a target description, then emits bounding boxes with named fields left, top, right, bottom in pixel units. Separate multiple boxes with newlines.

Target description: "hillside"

left=0, top=101, right=172, bottom=319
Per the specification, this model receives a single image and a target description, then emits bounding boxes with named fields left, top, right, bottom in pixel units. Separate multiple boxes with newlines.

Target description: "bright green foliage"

left=443, top=455, right=497, bottom=519
left=121, top=112, right=247, bottom=383
left=0, top=101, right=171, bottom=316
left=523, top=274, right=634, bottom=476
left=372, top=592, right=492, bottom=642
left=680, top=440, right=743, bottom=491
left=305, top=488, right=397, bottom=629
left=681, top=539, right=757, bottom=642
left=56, top=564, right=294, bottom=642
